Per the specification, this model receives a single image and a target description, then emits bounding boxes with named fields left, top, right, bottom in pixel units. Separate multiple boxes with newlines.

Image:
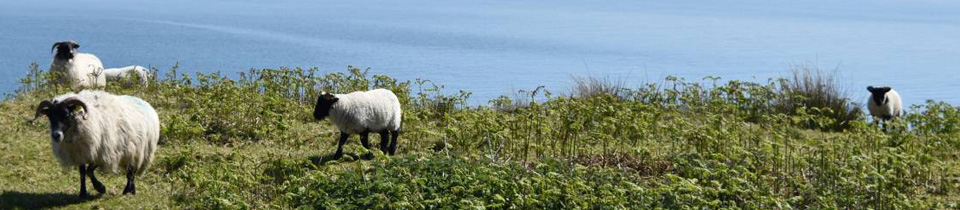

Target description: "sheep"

left=313, top=89, right=402, bottom=159
left=103, top=65, right=151, bottom=86
left=866, top=86, right=902, bottom=130
left=50, top=41, right=106, bottom=87
left=32, top=90, right=160, bottom=197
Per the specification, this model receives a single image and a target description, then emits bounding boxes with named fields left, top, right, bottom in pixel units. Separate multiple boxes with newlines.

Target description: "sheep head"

left=313, top=92, right=339, bottom=120
left=33, top=97, right=89, bottom=143
left=52, top=41, right=80, bottom=60
left=866, top=86, right=892, bottom=106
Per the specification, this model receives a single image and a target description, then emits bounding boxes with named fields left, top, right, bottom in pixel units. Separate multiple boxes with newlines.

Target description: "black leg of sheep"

left=882, top=115, right=893, bottom=132
left=389, top=129, right=400, bottom=155
left=86, top=165, right=106, bottom=194
left=78, top=165, right=89, bottom=197
left=359, top=132, right=376, bottom=159
left=379, top=130, right=390, bottom=153
left=359, top=132, right=372, bottom=149
left=123, top=167, right=136, bottom=195
left=334, top=132, right=350, bottom=159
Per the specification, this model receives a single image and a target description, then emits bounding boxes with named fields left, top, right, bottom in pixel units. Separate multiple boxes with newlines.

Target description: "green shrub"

left=7, top=62, right=959, bottom=209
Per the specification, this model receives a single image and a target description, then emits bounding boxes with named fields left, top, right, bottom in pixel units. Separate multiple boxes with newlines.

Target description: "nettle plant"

left=12, top=62, right=960, bottom=208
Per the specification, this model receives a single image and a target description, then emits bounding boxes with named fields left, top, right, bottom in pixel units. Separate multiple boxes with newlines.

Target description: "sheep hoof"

left=79, top=191, right=90, bottom=198
left=122, top=184, right=136, bottom=195
left=93, top=183, right=106, bottom=194
left=361, top=153, right=375, bottom=160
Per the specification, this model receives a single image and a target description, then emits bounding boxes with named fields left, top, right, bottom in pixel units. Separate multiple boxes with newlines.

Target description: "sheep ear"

left=866, top=86, right=874, bottom=92
left=71, top=42, right=80, bottom=49
left=879, top=87, right=892, bottom=93
left=321, top=93, right=338, bottom=102
left=31, top=100, right=53, bottom=124
left=61, top=98, right=89, bottom=120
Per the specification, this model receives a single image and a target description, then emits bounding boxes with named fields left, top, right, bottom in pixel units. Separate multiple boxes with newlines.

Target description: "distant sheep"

left=32, top=90, right=160, bottom=197
left=104, top=65, right=151, bottom=86
left=50, top=41, right=106, bottom=87
left=314, top=89, right=402, bottom=158
left=866, top=86, right=902, bottom=130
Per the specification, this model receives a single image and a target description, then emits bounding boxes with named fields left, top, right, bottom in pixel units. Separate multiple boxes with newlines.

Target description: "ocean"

left=1, top=0, right=958, bottom=106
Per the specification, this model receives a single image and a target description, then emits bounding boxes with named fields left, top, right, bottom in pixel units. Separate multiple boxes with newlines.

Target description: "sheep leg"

left=388, top=129, right=400, bottom=155
left=379, top=130, right=390, bottom=152
left=359, top=132, right=372, bottom=149
left=334, top=132, right=349, bottom=159
left=882, top=116, right=892, bottom=132
left=122, top=168, right=136, bottom=195
left=86, top=165, right=106, bottom=194
left=359, top=132, right=377, bottom=159
left=78, top=165, right=89, bottom=197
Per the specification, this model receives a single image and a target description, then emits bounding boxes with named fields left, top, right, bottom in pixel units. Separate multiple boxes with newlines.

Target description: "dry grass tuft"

left=775, top=63, right=862, bottom=131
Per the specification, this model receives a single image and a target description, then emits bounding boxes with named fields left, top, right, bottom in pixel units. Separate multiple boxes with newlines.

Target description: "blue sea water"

left=1, top=0, right=958, bottom=106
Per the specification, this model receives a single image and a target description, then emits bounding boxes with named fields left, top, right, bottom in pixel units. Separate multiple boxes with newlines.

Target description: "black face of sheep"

left=867, top=86, right=892, bottom=106
left=52, top=41, right=80, bottom=60
left=34, top=98, right=107, bottom=197
left=34, top=98, right=88, bottom=143
left=314, top=92, right=339, bottom=120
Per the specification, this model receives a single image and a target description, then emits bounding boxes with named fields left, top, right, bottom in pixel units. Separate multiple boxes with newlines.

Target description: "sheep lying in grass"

left=314, top=89, right=402, bottom=159
left=104, top=65, right=150, bottom=86
left=50, top=41, right=106, bottom=87
left=866, top=86, right=902, bottom=130
left=32, top=90, right=160, bottom=197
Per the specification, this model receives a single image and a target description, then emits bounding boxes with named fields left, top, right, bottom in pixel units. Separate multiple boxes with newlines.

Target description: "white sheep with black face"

left=32, top=90, right=160, bottom=197
left=866, top=86, right=902, bottom=130
left=313, top=89, right=403, bottom=158
left=49, top=41, right=106, bottom=87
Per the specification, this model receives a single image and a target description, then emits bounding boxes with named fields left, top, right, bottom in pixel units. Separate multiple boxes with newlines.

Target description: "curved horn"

left=60, top=97, right=89, bottom=120
left=31, top=100, right=53, bottom=124
left=51, top=42, right=60, bottom=54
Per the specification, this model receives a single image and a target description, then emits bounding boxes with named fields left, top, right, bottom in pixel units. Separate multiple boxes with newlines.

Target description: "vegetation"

left=0, top=63, right=958, bottom=209
left=775, top=63, right=861, bottom=131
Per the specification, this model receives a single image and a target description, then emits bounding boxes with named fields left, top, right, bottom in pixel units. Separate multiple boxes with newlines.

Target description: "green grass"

left=1, top=64, right=959, bottom=209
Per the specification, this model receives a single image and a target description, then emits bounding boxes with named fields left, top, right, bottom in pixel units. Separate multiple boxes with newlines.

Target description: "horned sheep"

left=49, top=41, right=106, bottom=87
left=32, top=90, right=160, bottom=197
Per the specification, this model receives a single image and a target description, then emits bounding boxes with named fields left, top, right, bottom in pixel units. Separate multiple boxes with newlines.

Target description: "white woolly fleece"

left=867, top=89, right=902, bottom=120
left=50, top=90, right=159, bottom=174
left=50, top=53, right=106, bottom=87
left=103, top=65, right=150, bottom=86
left=328, top=89, right=403, bottom=134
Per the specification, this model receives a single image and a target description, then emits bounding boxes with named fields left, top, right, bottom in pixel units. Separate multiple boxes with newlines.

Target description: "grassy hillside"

left=1, top=64, right=958, bottom=209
